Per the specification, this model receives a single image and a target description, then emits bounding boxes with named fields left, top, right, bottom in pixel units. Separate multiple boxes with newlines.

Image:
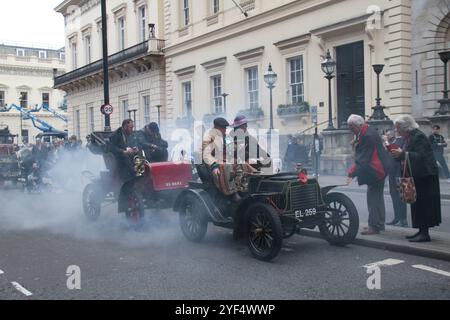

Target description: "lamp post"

left=369, top=64, right=390, bottom=120
left=156, top=105, right=161, bottom=127
left=221, top=93, right=229, bottom=114
left=100, top=0, right=111, bottom=131
left=321, top=50, right=336, bottom=130
left=437, top=51, right=450, bottom=115
left=264, top=63, right=277, bottom=131
left=127, top=109, right=137, bottom=128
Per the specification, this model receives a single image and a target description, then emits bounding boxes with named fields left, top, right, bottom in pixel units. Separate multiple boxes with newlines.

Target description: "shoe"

left=408, top=234, right=431, bottom=242
left=405, top=231, right=420, bottom=239
left=361, top=227, right=380, bottom=235
left=386, top=219, right=399, bottom=226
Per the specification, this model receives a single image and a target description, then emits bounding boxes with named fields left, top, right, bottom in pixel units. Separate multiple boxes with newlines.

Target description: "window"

left=75, top=109, right=81, bottom=139
left=121, top=99, right=129, bottom=121
left=59, top=52, right=65, bottom=60
left=20, top=92, right=28, bottom=108
left=71, top=42, right=78, bottom=69
left=246, top=67, right=259, bottom=109
left=88, top=105, right=95, bottom=132
left=183, top=0, right=190, bottom=26
left=118, top=17, right=126, bottom=50
left=16, top=49, right=25, bottom=57
left=211, top=75, right=222, bottom=114
left=138, top=6, right=146, bottom=42
left=182, top=81, right=192, bottom=116
left=0, top=91, right=4, bottom=108
left=289, top=56, right=304, bottom=104
left=21, top=129, right=29, bottom=144
left=143, top=95, right=150, bottom=124
left=38, top=51, right=47, bottom=59
left=84, top=36, right=92, bottom=64
left=212, top=0, right=220, bottom=14
left=42, top=93, right=50, bottom=107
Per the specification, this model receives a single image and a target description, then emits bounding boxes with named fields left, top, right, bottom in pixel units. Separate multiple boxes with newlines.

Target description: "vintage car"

left=0, top=126, right=21, bottom=186
left=173, top=164, right=359, bottom=261
left=82, top=131, right=192, bottom=228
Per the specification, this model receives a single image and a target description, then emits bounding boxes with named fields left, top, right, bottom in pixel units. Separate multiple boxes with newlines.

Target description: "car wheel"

left=82, top=183, right=102, bottom=221
left=126, top=189, right=145, bottom=230
left=179, top=194, right=208, bottom=242
left=319, top=192, right=359, bottom=246
left=246, top=202, right=283, bottom=261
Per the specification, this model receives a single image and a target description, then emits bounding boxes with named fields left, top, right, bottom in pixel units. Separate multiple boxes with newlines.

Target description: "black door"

left=336, top=41, right=365, bottom=128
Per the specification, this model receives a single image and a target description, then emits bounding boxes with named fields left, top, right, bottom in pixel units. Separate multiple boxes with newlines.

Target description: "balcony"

left=237, top=107, right=264, bottom=121
left=54, top=39, right=164, bottom=88
left=277, top=102, right=310, bottom=117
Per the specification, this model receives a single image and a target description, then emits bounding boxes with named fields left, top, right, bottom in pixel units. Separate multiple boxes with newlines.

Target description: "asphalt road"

left=0, top=190, right=449, bottom=300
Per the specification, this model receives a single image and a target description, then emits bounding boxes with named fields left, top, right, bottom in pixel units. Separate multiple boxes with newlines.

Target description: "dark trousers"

left=435, top=152, right=450, bottom=179
left=367, top=179, right=386, bottom=231
left=388, top=174, right=407, bottom=221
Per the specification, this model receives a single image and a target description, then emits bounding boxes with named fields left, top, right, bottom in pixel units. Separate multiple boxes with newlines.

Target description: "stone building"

left=0, top=42, right=67, bottom=143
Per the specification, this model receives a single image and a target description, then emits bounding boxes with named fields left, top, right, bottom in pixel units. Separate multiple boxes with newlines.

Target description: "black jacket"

left=349, top=125, right=391, bottom=186
left=401, top=129, right=438, bottom=178
left=429, top=133, right=447, bottom=154
left=136, top=130, right=168, bottom=162
left=107, top=127, right=136, bottom=180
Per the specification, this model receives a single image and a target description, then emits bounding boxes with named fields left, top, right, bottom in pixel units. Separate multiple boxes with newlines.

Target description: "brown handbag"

left=397, top=152, right=417, bottom=204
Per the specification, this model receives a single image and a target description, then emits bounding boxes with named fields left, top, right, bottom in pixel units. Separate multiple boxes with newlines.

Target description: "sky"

left=0, top=0, right=65, bottom=49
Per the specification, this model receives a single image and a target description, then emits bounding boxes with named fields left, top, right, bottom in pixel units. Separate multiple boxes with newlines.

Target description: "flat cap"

left=213, top=117, right=230, bottom=128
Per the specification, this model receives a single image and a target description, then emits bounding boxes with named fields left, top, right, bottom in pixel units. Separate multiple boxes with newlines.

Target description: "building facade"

left=54, top=0, right=165, bottom=141
left=0, top=43, right=67, bottom=143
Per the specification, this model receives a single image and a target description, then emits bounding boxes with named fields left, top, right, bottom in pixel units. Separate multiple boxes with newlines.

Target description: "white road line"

left=11, top=282, right=33, bottom=297
left=0, top=269, right=4, bottom=275
left=412, top=265, right=450, bottom=278
left=362, top=258, right=405, bottom=269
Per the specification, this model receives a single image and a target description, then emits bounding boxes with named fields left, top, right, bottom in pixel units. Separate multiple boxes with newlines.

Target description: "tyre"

left=179, top=194, right=208, bottom=242
left=319, top=192, right=359, bottom=246
left=246, top=202, right=283, bottom=261
left=126, top=189, right=145, bottom=230
left=82, top=183, right=102, bottom=221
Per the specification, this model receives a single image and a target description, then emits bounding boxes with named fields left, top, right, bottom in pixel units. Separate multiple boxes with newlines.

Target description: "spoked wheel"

left=82, top=183, right=102, bottom=221
left=126, top=190, right=145, bottom=230
left=319, top=192, right=359, bottom=246
left=246, top=203, right=283, bottom=261
left=179, top=194, right=208, bottom=242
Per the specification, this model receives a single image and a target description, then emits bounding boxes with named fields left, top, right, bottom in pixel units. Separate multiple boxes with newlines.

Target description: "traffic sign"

left=101, top=104, right=113, bottom=115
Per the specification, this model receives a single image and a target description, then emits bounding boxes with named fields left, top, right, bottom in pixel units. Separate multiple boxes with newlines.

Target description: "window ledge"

left=206, top=14, right=219, bottom=26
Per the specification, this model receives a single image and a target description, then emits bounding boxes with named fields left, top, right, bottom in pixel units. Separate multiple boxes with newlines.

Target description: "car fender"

left=320, top=185, right=340, bottom=197
left=173, top=189, right=227, bottom=223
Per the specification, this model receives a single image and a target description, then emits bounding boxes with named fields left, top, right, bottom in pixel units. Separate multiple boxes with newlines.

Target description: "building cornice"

left=274, top=33, right=311, bottom=51
left=233, top=46, right=264, bottom=61
left=310, top=13, right=374, bottom=38
left=0, top=65, right=65, bottom=77
left=201, top=57, right=227, bottom=70
left=174, top=65, right=196, bottom=77
left=165, top=0, right=345, bottom=58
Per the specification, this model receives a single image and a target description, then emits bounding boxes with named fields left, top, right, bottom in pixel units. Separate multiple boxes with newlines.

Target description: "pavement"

left=309, top=174, right=450, bottom=262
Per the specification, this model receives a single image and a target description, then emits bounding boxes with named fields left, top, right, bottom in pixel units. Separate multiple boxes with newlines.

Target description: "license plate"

left=295, top=208, right=317, bottom=219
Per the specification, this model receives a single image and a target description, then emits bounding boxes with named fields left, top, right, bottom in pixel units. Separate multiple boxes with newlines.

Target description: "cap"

left=146, top=122, right=160, bottom=133
left=232, top=115, right=249, bottom=128
left=213, top=117, right=230, bottom=128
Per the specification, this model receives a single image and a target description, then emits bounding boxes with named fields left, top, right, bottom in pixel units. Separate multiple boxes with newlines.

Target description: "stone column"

left=321, top=129, right=354, bottom=176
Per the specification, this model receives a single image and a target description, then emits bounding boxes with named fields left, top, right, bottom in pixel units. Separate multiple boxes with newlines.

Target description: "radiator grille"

left=290, top=183, right=320, bottom=211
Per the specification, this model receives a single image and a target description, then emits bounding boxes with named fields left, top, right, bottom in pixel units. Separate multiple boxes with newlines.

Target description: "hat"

left=232, top=115, right=248, bottom=128
left=213, top=117, right=230, bottom=128
left=146, top=122, right=160, bottom=133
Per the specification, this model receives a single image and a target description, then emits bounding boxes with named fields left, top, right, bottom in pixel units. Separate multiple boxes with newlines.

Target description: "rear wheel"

left=179, top=194, right=208, bottom=242
left=126, top=189, right=145, bottom=229
left=246, top=203, right=283, bottom=261
left=82, top=183, right=102, bottom=221
left=319, top=192, right=359, bottom=246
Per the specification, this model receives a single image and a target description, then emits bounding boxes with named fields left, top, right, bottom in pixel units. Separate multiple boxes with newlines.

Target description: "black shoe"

left=408, top=234, right=431, bottom=242
left=386, top=219, right=399, bottom=226
left=405, top=231, right=420, bottom=239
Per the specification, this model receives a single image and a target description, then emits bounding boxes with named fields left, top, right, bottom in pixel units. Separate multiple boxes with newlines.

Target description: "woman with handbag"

left=390, top=115, right=442, bottom=242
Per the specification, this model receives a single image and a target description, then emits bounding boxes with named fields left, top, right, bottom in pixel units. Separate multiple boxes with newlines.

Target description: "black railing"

left=54, top=39, right=164, bottom=87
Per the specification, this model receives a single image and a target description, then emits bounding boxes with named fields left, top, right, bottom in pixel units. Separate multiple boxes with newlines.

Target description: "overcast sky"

left=0, top=0, right=65, bottom=49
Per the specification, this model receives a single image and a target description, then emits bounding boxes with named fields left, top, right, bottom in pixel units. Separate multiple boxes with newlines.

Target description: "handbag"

left=397, top=152, right=417, bottom=204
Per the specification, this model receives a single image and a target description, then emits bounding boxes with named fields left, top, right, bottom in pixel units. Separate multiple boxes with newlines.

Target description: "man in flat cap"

left=136, top=122, right=168, bottom=162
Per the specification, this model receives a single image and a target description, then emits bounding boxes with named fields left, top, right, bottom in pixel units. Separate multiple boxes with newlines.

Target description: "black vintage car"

left=173, top=165, right=359, bottom=261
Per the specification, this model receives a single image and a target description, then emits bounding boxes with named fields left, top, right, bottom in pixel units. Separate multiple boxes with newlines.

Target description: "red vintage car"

left=82, top=131, right=192, bottom=228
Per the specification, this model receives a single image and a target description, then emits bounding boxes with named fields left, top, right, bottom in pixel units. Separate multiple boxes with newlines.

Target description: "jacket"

left=200, top=128, right=226, bottom=170
left=402, top=129, right=438, bottom=178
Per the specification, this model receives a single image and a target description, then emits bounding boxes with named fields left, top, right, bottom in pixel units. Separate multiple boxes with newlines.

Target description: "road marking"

left=11, top=282, right=33, bottom=297
left=363, top=258, right=404, bottom=268
left=0, top=269, right=4, bottom=275
left=412, top=265, right=450, bottom=278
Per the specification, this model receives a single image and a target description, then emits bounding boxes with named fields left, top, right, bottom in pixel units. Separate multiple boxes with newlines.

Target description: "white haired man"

left=347, top=114, right=391, bottom=235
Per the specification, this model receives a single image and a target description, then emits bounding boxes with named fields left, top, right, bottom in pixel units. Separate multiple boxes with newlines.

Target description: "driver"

left=136, top=122, right=168, bottom=162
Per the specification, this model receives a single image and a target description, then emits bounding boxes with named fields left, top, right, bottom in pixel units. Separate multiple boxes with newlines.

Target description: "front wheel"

left=246, top=202, right=283, bottom=261
left=179, top=194, right=208, bottom=242
left=319, top=192, right=359, bottom=246
left=126, top=189, right=145, bottom=229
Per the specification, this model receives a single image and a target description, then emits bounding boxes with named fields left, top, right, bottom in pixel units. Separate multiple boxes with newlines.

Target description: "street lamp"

left=437, top=51, right=450, bottom=115
left=156, top=105, right=161, bottom=127
left=221, top=93, right=229, bottom=114
left=127, top=109, right=137, bottom=129
left=264, top=63, right=277, bottom=130
left=369, top=64, right=389, bottom=120
left=321, top=50, right=336, bottom=130
left=100, top=0, right=111, bottom=131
